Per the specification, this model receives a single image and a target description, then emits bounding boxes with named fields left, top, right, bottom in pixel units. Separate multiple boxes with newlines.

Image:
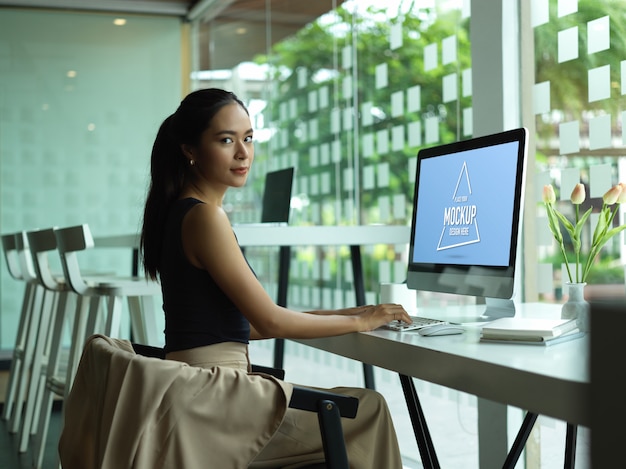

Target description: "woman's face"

left=185, top=102, right=254, bottom=191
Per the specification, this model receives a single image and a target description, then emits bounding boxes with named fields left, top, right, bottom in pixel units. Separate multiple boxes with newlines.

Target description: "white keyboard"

left=384, top=315, right=448, bottom=332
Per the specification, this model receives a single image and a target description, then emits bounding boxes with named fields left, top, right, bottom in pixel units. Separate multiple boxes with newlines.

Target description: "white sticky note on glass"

left=463, top=107, right=473, bottom=137
left=343, top=76, right=353, bottom=99
left=409, top=157, right=417, bottom=183
left=588, top=16, right=610, bottom=54
left=425, top=116, right=439, bottom=144
left=289, top=98, right=298, bottom=119
left=377, top=162, right=390, bottom=188
left=392, top=125, right=405, bottom=151
left=462, top=68, right=472, bottom=97
left=589, top=114, right=611, bottom=150
left=558, top=26, right=578, bottom=63
left=531, top=0, right=549, bottom=27
left=319, top=86, right=329, bottom=109
left=558, top=0, right=578, bottom=17
left=393, top=193, right=406, bottom=219
left=320, top=142, right=330, bottom=166
left=342, top=45, right=353, bottom=69
left=442, top=35, right=457, bottom=64
left=391, top=91, right=404, bottom=117
left=561, top=167, right=580, bottom=201
left=330, top=107, right=340, bottom=134
left=362, top=101, right=373, bottom=126
left=297, top=67, right=307, bottom=89
left=443, top=73, right=458, bottom=103
left=362, top=133, right=374, bottom=158
left=279, top=102, right=287, bottom=122
left=559, top=121, right=580, bottom=154
left=376, top=63, right=388, bottom=89
left=533, top=81, right=550, bottom=115
left=407, top=85, right=421, bottom=112
left=308, top=90, right=318, bottom=113
left=377, top=129, right=389, bottom=155
left=408, top=121, right=422, bottom=147
left=588, top=65, right=610, bottom=102
left=390, top=22, right=403, bottom=50
left=589, top=163, right=612, bottom=198
left=363, top=165, right=375, bottom=190
left=424, top=43, right=437, bottom=71
left=321, top=172, right=331, bottom=195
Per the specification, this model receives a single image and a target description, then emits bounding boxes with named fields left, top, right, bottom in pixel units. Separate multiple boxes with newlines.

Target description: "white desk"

left=296, top=303, right=589, bottom=467
left=94, top=225, right=410, bottom=249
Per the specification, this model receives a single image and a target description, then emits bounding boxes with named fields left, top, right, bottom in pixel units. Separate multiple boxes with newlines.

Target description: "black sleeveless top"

left=159, top=198, right=250, bottom=353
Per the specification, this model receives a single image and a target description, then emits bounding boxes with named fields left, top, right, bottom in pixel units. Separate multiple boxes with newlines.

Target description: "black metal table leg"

left=350, top=245, right=376, bottom=390
left=502, top=412, right=538, bottom=469
left=273, top=246, right=291, bottom=370
left=564, top=423, right=577, bottom=469
left=399, top=374, right=440, bottom=469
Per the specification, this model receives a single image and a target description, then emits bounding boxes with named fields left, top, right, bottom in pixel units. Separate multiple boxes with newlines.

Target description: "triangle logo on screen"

left=437, top=161, right=481, bottom=251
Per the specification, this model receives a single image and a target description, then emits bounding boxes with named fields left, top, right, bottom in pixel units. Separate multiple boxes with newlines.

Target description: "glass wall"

left=0, top=9, right=182, bottom=347
left=531, top=0, right=626, bottom=303
left=192, top=0, right=473, bottom=311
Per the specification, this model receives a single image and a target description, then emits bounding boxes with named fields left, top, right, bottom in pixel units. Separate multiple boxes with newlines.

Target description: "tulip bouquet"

left=543, top=182, right=626, bottom=284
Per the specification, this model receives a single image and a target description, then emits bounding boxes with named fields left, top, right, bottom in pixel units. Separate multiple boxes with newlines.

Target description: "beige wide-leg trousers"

left=167, top=342, right=403, bottom=469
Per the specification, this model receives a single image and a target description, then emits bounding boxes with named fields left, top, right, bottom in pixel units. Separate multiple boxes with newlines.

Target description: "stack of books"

left=480, top=317, right=584, bottom=346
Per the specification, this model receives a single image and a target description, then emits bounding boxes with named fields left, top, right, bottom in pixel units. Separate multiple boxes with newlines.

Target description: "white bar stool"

left=4, top=232, right=50, bottom=436
left=28, top=223, right=161, bottom=469
left=18, top=227, right=76, bottom=456
left=1, top=232, right=41, bottom=426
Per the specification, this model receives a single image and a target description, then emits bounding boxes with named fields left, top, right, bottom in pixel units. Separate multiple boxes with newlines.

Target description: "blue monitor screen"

left=411, top=141, right=520, bottom=267
left=407, top=128, right=527, bottom=304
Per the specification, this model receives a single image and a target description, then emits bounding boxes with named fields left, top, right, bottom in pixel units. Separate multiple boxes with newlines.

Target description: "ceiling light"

left=113, top=18, right=127, bottom=26
left=235, top=27, right=247, bottom=35
left=67, top=70, right=77, bottom=78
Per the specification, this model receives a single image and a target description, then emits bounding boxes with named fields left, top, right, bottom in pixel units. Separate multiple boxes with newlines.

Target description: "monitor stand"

left=481, top=297, right=516, bottom=319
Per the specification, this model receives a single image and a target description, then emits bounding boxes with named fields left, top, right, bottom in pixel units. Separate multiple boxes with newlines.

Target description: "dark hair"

left=140, top=88, right=248, bottom=279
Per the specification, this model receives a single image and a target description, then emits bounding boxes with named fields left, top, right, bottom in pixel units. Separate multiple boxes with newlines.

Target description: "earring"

left=189, top=159, right=195, bottom=166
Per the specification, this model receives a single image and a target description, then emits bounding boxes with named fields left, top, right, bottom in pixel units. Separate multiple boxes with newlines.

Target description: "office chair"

left=60, top=335, right=358, bottom=469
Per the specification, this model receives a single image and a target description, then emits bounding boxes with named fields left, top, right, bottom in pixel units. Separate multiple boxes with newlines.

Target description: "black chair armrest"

left=290, top=386, right=359, bottom=469
left=251, top=364, right=286, bottom=380
left=132, top=343, right=165, bottom=359
left=290, top=386, right=358, bottom=419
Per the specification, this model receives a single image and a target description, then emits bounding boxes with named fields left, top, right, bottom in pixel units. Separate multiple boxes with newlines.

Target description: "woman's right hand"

left=356, top=303, right=412, bottom=332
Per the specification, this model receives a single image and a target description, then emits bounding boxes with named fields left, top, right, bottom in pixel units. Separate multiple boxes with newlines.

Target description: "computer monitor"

left=260, top=167, right=294, bottom=224
left=406, top=128, right=528, bottom=319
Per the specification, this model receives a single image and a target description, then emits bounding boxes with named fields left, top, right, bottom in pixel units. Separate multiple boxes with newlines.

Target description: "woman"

left=141, top=88, right=411, bottom=468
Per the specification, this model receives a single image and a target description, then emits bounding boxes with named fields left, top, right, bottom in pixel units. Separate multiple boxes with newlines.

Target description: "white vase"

left=561, top=282, right=589, bottom=332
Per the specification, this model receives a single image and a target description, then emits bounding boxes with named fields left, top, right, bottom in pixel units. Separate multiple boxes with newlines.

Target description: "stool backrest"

left=1, top=232, right=23, bottom=281
left=27, top=227, right=63, bottom=291
left=54, top=224, right=95, bottom=296
left=14, top=231, right=37, bottom=282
